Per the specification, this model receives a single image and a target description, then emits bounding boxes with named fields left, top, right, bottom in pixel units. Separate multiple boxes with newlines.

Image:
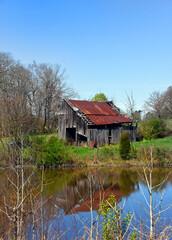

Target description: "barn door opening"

left=66, top=128, right=76, bottom=142
left=77, top=133, right=87, bottom=147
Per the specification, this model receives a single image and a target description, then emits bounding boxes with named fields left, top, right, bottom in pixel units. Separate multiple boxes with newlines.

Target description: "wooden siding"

left=58, top=114, right=66, bottom=139
left=88, top=126, right=137, bottom=147
left=88, top=129, right=109, bottom=147
left=111, top=126, right=137, bottom=144
left=58, top=100, right=88, bottom=141
left=76, top=115, right=88, bottom=137
left=58, top=99, right=137, bottom=147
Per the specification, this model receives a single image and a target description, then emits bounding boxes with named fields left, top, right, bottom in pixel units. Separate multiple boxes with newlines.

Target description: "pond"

left=0, top=167, right=171, bottom=239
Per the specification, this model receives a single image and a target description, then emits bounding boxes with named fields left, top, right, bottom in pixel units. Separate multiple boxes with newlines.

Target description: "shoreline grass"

left=0, top=134, right=172, bottom=167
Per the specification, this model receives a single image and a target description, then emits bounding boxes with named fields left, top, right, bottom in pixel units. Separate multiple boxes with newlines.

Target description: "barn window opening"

left=66, top=128, right=76, bottom=142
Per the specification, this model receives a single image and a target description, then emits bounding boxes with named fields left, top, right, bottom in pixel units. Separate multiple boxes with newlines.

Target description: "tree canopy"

left=91, top=93, right=108, bottom=102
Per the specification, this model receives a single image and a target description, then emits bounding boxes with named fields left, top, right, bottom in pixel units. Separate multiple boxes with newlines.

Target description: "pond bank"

left=0, top=134, right=172, bottom=168
left=1, top=162, right=172, bottom=170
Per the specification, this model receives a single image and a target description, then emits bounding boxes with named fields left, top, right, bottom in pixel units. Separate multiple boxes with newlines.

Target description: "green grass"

left=132, top=136, right=172, bottom=148
left=0, top=133, right=172, bottom=166
left=68, top=145, right=96, bottom=159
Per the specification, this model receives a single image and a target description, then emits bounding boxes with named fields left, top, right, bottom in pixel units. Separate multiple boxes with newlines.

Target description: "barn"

left=58, top=99, right=137, bottom=147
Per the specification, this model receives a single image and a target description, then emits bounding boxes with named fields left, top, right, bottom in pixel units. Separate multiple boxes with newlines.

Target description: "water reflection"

left=0, top=167, right=171, bottom=239
left=39, top=167, right=171, bottom=215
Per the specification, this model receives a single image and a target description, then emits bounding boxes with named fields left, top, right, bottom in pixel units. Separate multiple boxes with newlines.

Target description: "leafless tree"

left=0, top=52, right=78, bottom=135
left=144, top=87, right=172, bottom=119
left=29, top=62, right=78, bottom=132
left=0, top=53, right=37, bottom=139
left=132, top=127, right=172, bottom=239
left=124, top=92, right=135, bottom=119
left=144, top=91, right=165, bottom=119
left=163, top=86, right=172, bottom=118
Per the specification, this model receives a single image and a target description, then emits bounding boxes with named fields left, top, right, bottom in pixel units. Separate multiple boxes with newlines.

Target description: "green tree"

left=119, top=132, right=131, bottom=160
left=92, top=92, right=108, bottom=102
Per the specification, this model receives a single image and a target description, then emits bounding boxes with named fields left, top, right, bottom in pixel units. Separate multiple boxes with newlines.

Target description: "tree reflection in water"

left=0, top=167, right=171, bottom=239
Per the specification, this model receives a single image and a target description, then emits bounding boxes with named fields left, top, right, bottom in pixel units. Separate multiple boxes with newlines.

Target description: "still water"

left=0, top=167, right=171, bottom=239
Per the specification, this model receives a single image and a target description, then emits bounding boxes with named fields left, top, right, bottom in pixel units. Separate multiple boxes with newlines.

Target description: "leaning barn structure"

left=58, top=99, right=137, bottom=147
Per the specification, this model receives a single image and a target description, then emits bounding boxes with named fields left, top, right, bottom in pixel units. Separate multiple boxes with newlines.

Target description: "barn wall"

left=88, top=129, right=109, bottom=147
left=58, top=100, right=88, bottom=141
left=88, top=125, right=137, bottom=147
left=58, top=114, right=66, bottom=139
left=111, top=125, right=137, bottom=144
left=58, top=100, right=77, bottom=140
left=76, top=116, right=88, bottom=137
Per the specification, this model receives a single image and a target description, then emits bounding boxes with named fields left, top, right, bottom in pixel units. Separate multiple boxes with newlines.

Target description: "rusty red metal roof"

left=66, top=99, right=131, bottom=125
left=68, top=188, right=123, bottom=214
left=88, top=115, right=131, bottom=125
left=67, top=100, right=117, bottom=116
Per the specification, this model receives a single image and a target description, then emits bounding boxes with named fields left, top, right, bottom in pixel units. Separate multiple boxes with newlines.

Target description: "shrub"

left=139, top=117, right=166, bottom=140
left=99, top=145, right=115, bottom=161
left=130, top=145, right=137, bottom=159
left=119, top=132, right=131, bottom=160
left=99, top=194, right=136, bottom=239
left=154, top=147, right=167, bottom=164
left=136, top=125, right=144, bottom=141
left=31, top=136, right=72, bottom=166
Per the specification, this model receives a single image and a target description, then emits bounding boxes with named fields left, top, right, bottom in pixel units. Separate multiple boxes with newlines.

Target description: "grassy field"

left=132, top=136, right=172, bottom=148
left=0, top=131, right=172, bottom=166
left=66, top=136, right=172, bottom=164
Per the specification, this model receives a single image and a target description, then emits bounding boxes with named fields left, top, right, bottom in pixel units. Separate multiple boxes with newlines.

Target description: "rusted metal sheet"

left=87, top=115, right=131, bottom=125
left=67, top=100, right=118, bottom=116
left=66, top=99, right=131, bottom=125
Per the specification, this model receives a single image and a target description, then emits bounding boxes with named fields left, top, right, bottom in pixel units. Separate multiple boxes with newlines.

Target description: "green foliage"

left=155, top=147, right=168, bottom=164
left=92, top=92, right=108, bottom=102
left=136, top=124, right=144, bottom=141
left=130, top=145, right=137, bottom=159
left=99, top=194, right=134, bottom=239
left=139, top=117, right=166, bottom=140
left=129, top=232, right=138, bottom=239
left=119, top=132, right=131, bottom=160
left=31, top=136, right=72, bottom=166
left=99, top=145, right=116, bottom=160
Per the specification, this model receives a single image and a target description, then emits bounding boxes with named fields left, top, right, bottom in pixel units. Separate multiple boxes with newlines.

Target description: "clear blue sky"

left=0, top=0, right=172, bottom=110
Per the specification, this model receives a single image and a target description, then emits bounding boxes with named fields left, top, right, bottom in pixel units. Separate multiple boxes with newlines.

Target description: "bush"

left=154, top=147, right=168, bottom=164
left=31, top=136, right=72, bottom=166
left=119, top=132, right=131, bottom=160
left=136, top=125, right=144, bottom=141
left=99, top=145, right=115, bottom=161
left=130, top=145, right=137, bottom=159
left=99, top=194, right=137, bottom=239
left=139, top=117, right=166, bottom=140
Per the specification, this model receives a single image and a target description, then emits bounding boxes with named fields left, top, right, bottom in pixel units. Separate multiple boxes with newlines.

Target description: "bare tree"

left=124, top=92, right=135, bottom=119
left=0, top=52, right=37, bottom=139
left=30, top=62, right=77, bottom=132
left=144, top=91, right=165, bottom=119
left=163, top=86, right=172, bottom=118
left=132, top=127, right=172, bottom=239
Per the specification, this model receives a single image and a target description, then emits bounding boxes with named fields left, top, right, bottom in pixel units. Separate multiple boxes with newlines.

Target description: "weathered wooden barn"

left=58, top=99, right=137, bottom=147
